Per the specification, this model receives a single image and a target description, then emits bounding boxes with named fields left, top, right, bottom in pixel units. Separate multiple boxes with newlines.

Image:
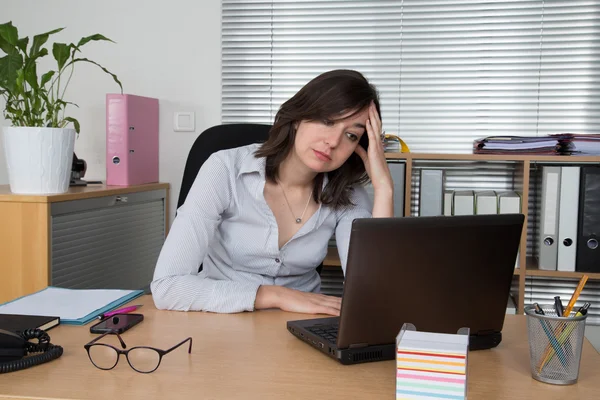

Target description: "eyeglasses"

left=84, top=331, right=192, bottom=373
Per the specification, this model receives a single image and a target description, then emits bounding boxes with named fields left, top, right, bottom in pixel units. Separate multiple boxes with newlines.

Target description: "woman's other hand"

left=255, top=285, right=341, bottom=316
left=354, top=101, right=394, bottom=217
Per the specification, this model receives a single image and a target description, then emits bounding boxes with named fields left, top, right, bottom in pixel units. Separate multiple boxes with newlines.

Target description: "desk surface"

left=2, top=295, right=599, bottom=400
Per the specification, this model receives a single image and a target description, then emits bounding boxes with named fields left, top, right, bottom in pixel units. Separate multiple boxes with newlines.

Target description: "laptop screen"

left=337, top=214, right=524, bottom=349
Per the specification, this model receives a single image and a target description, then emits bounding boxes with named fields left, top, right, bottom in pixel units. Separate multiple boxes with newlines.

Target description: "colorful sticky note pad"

left=396, top=330, right=468, bottom=400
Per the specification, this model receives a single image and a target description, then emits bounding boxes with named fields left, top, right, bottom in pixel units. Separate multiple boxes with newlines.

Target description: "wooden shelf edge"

left=525, top=267, right=600, bottom=280
left=525, top=256, right=600, bottom=280
left=0, top=182, right=170, bottom=203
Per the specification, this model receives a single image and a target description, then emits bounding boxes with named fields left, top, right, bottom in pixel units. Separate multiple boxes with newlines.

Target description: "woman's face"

left=293, top=107, right=371, bottom=173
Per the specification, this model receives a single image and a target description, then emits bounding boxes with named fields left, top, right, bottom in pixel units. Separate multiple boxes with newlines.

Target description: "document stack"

left=473, top=133, right=600, bottom=155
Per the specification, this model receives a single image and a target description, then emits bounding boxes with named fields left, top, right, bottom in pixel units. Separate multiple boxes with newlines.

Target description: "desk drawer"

left=50, top=189, right=166, bottom=291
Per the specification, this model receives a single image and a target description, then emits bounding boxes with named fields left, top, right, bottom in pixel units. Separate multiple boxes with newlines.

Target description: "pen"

left=540, top=303, right=591, bottom=367
left=554, top=296, right=564, bottom=317
left=97, top=304, right=143, bottom=320
left=537, top=314, right=568, bottom=368
left=576, top=302, right=591, bottom=316
left=533, top=303, right=545, bottom=315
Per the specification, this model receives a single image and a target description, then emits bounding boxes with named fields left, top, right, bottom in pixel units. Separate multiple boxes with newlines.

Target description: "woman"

left=151, top=69, right=394, bottom=315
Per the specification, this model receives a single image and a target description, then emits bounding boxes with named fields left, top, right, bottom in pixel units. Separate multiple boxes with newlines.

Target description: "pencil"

left=563, top=275, right=588, bottom=317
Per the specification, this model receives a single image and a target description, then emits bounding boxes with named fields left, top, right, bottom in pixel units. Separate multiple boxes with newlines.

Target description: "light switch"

left=174, top=112, right=195, bottom=132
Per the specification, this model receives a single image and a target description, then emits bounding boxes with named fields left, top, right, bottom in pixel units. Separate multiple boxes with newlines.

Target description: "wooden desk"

left=2, top=295, right=599, bottom=400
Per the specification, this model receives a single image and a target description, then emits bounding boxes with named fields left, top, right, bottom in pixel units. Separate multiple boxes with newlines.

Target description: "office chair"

left=177, top=123, right=272, bottom=209
left=177, top=123, right=324, bottom=275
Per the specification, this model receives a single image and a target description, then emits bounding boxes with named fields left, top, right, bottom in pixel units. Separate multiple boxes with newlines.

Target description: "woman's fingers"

left=311, top=296, right=341, bottom=316
left=354, top=143, right=368, bottom=164
left=317, top=306, right=341, bottom=316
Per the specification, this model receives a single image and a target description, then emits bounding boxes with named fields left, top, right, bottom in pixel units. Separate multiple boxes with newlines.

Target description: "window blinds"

left=222, top=0, right=600, bottom=153
left=222, top=1, right=600, bottom=324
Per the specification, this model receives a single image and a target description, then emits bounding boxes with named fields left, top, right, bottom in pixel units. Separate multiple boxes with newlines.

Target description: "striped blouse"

left=150, top=143, right=372, bottom=313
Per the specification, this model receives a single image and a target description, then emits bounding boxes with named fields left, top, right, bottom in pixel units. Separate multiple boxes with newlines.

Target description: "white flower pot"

left=2, top=127, right=76, bottom=194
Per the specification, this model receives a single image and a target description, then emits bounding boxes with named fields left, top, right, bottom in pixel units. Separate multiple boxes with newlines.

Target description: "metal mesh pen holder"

left=524, top=304, right=588, bottom=385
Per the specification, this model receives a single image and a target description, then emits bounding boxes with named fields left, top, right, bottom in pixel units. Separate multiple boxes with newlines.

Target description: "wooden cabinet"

left=323, top=153, right=600, bottom=315
left=0, top=183, right=169, bottom=303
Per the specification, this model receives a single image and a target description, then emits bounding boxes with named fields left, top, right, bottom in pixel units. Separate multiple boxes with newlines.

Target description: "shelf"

left=323, top=247, right=341, bottom=267
left=525, top=267, right=600, bottom=280
left=525, top=257, right=600, bottom=280
left=384, top=152, right=600, bottom=163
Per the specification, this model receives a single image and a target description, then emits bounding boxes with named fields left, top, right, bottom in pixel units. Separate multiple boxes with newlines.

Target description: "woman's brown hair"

left=254, top=69, right=381, bottom=209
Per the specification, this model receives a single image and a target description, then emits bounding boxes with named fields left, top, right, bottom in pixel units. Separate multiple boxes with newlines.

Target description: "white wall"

left=0, top=0, right=222, bottom=223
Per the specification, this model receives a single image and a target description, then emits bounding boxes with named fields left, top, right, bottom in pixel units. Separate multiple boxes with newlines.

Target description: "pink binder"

left=106, top=94, right=159, bottom=186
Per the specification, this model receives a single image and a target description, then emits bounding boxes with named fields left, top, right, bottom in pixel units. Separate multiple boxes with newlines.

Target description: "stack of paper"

left=473, top=136, right=561, bottom=154
left=396, top=328, right=468, bottom=400
left=0, top=287, right=144, bottom=325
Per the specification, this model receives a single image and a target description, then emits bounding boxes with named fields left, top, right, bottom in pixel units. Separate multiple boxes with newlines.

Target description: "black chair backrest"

left=177, top=123, right=272, bottom=209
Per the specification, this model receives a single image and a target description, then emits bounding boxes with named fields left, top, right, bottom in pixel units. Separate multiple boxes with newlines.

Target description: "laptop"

left=287, top=214, right=524, bottom=365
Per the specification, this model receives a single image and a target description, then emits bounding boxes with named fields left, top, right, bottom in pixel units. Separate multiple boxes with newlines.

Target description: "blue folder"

left=0, top=287, right=146, bottom=325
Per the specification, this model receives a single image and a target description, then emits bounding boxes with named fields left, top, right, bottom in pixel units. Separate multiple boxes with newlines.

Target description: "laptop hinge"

left=349, top=343, right=369, bottom=349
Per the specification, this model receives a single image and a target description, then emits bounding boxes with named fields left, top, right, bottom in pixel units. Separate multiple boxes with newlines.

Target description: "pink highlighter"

left=98, top=304, right=142, bottom=320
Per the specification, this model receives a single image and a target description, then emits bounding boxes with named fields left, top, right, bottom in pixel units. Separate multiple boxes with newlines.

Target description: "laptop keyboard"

left=307, top=324, right=339, bottom=344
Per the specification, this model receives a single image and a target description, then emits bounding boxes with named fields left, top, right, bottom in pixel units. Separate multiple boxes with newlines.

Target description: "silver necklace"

left=278, top=182, right=312, bottom=224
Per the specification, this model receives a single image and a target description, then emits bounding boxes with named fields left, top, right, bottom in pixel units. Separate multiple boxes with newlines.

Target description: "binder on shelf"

left=419, top=169, right=444, bottom=216
left=444, top=190, right=454, bottom=216
left=365, top=161, right=405, bottom=217
left=557, top=167, right=580, bottom=272
left=498, top=191, right=521, bottom=214
left=390, top=161, right=406, bottom=217
left=498, top=191, right=522, bottom=268
left=575, top=166, right=600, bottom=273
left=506, top=294, right=517, bottom=315
left=538, top=166, right=561, bottom=271
left=396, top=323, right=469, bottom=400
left=453, top=190, right=475, bottom=215
left=106, top=93, right=159, bottom=186
left=475, top=190, right=498, bottom=215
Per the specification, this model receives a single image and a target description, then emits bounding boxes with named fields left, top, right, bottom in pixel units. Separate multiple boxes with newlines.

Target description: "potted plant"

left=0, top=21, right=122, bottom=194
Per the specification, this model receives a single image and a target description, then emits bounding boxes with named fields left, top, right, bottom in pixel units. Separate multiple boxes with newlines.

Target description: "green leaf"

left=15, top=69, right=24, bottom=94
left=32, top=93, right=42, bottom=113
left=67, top=57, right=122, bottom=93
left=23, top=59, right=37, bottom=89
left=16, top=37, right=28, bottom=53
left=56, top=99, right=79, bottom=108
left=37, top=47, right=48, bottom=59
left=30, top=27, right=63, bottom=57
left=76, top=34, right=114, bottom=50
left=40, top=70, right=55, bottom=87
left=52, top=42, right=71, bottom=70
left=0, top=35, right=17, bottom=55
left=0, top=52, right=23, bottom=91
left=0, top=22, right=18, bottom=46
left=63, top=116, right=80, bottom=133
